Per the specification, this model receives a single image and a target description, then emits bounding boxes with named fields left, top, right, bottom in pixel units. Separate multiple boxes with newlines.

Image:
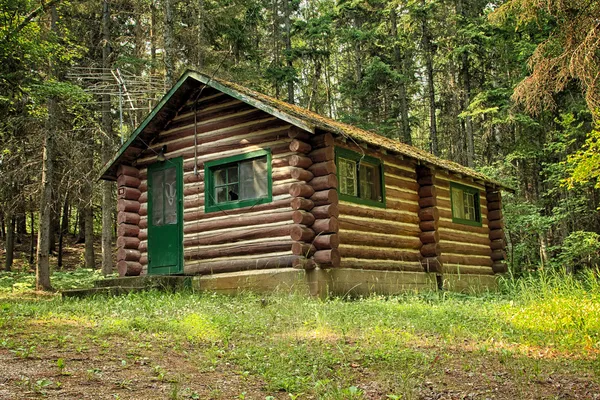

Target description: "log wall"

left=435, top=171, right=494, bottom=275
left=486, top=186, right=508, bottom=273
left=116, top=165, right=142, bottom=276
left=335, top=140, right=423, bottom=272
left=134, top=89, right=299, bottom=275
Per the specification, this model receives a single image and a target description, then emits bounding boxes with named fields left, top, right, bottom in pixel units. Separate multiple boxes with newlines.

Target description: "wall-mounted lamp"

left=157, top=145, right=167, bottom=162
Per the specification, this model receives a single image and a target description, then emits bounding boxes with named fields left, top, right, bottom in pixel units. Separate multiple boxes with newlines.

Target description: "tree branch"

left=4, top=0, right=62, bottom=43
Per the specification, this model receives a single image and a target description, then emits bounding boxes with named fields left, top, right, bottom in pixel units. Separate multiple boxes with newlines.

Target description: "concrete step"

left=61, top=286, right=147, bottom=299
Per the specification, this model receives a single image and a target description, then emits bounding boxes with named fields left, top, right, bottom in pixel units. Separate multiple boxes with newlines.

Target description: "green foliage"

left=565, top=129, right=600, bottom=190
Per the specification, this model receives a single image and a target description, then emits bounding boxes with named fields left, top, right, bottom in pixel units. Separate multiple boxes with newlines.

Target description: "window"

left=204, top=149, right=272, bottom=213
left=335, top=147, right=385, bottom=207
left=151, top=166, right=178, bottom=226
left=450, top=182, right=482, bottom=226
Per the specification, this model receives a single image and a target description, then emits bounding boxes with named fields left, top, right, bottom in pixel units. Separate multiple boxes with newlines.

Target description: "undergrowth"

left=0, top=268, right=598, bottom=398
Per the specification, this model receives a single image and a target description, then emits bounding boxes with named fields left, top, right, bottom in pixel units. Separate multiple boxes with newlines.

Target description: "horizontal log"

left=309, top=174, right=337, bottom=191
left=139, top=254, right=148, bottom=265
left=313, top=234, right=339, bottom=250
left=490, top=239, right=506, bottom=251
left=416, top=165, right=433, bottom=178
left=383, top=164, right=418, bottom=181
left=139, top=218, right=147, bottom=229
left=312, top=217, right=339, bottom=234
left=313, top=249, right=340, bottom=268
left=181, top=142, right=290, bottom=171
left=289, top=139, right=312, bottom=154
left=438, top=234, right=490, bottom=248
left=339, top=246, right=420, bottom=262
left=443, top=264, right=494, bottom=275
left=310, top=132, right=334, bottom=148
left=418, top=185, right=436, bottom=198
left=117, top=223, right=140, bottom=238
left=184, top=255, right=297, bottom=275
left=420, top=243, right=441, bottom=257
left=310, top=189, right=338, bottom=206
left=139, top=203, right=147, bottom=216
left=309, top=147, right=335, bottom=163
left=438, top=220, right=489, bottom=235
left=290, top=225, right=316, bottom=242
left=421, top=257, right=442, bottom=273
left=184, top=225, right=291, bottom=247
left=489, top=229, right=505, bottom=241
left=439, top=242, right=492, bottom=257
left=486, top=191, right=501, bottom=203
left=185, top=241, right=292, bottom=261
left=338, top=203, right=420, bottom=225
left=117, top=164, right=140, bottom=178
left=417, top=175, right=436, bottom=186
left=489, top=220, right=504, bottom=230
left=418, top=197, right=437, bottom=208
left=339, top=219, right=421, bottom=237
left=308, top=160, right=336, bottom=177
left=292, top=210, right=315, bottom=226
left=184, top=198, right=292, bottom=222
left=184, top=211, right=294, bottom=235
left=491, top=249, right=507, bottom=261
left=292, top=257, right=316, bottom=270
left=117, top=261, right=143, bottom=277
left=118, top=187, right=141, bottom=202
left=492, top=261, right=508, bottom=274
left=386, top=175, right=420, bottom=193
left=117, top=212, right=140, bottom=226
left=116, top=236, right=140, bottom=250
left=385, top=188, right=420, bottom=203
left=290, top=167, right=314, bottom=182
left=442, top=254, right=493, bottom=267
left=288, top=126, right=311, bottom=141
left=488, top=209, right=503, bottom=221
left=487, top=201, right=501, bottom=211
left=291, top=242, right=316, bottom=257
left=311, top=204, right=339, bottom=219
left=290, top=197, right=314, bottom=211
left=340, top=231, right=420, bottom=249
left=139, top=192, right=148, bottom=204
left=117, top=199, right=141, bottom=213
left=419, top=207, right=439, bottom=222
left=419, top=220, right=438, bottom=232
left=139, top=241, right=147, bottom=252
left=289, top=183, right=315, bottom=198
left=419, top=230, right=440, bottom=244
left=342, top=259, right=424, bottom=273
left=117, top=248, right=141, bottom=262
left=138, top=229, right=147, bottom=240
left=117, top=174, right=141, bottom=189
left=289, top=154, right=313, bottom=169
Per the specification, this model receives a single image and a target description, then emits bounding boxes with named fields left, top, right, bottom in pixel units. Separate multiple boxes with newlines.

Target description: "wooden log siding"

left=416, top=165, right=441, bottom=273
left=435, top=171, right=494, bottom=275
left=486, top=186, right=508, bottom=273
left=334, top=139, right=422, bottom=272
left=116, top=165, right=142, bottom=277
left=133, top=94, right=309, bottom=276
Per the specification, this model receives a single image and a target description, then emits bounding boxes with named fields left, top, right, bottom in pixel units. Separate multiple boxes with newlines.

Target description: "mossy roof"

left=100, top=70, right=508, bottom=190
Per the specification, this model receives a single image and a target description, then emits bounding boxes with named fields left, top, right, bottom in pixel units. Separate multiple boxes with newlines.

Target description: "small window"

left=335, top=147, right=385, bottom=207
left=205, top=149, right=272, bottom=213
left=450, top=183, right=482, bottom=226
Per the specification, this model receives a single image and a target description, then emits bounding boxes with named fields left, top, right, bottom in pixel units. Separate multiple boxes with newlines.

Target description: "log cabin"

left=100, top=70, right=510, bottom=295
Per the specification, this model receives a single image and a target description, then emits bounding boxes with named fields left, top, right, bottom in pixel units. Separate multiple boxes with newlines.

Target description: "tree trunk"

left=85, top=204, right=96, bottom=269
left=28, top=207, right=34, bottom=265
left=422, top=13, right=438, bottom=156
left=102, top=0, right=114, bottom=276
left=4, top=215, right=15, bottom=272
left=456, top=0, right=474, bottom=167
left=284, top=0, right=294, bottom=104
left=390, top=9, right=412, bottom=145
left=272, top=0, right=280, bottom=98
left=163, top=0, right=175, bottom=87
left=57, top=196, right=68, bottom=269
left=0, top=211, right=4, bottom=239
left=76, top=208, right=85, bottom=243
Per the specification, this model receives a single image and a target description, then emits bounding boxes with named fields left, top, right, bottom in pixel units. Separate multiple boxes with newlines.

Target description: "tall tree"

left=101, top=0, right=113, bottom=276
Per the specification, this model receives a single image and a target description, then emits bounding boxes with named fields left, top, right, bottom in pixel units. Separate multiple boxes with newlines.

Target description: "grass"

left=0, top=269, right=599, bottom=399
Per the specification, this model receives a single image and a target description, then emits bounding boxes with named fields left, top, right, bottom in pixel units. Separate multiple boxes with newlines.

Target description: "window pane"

left=215, top=186, right=227, bottom=203
left=214, top=168, right=227, bottom=186
left=228, top=184, right=239, bottom=201
left=151, top=170, right=164, bottom=226
left=359, top=164, right=380, bottom=201
left=240, top=157, right=267, bottom=200
left=339, top=158, right=357, bottom=196
left=464, top=192, right=476, bottom=221
left=452, top=187, right=465, bottom=220
left=164, top=167, right=177, bottom=225
left=227, top=166, right=238, bottom=184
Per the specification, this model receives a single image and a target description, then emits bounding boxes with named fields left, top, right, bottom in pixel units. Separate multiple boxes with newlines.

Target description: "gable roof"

left=100, top=70, right=508, bottom=189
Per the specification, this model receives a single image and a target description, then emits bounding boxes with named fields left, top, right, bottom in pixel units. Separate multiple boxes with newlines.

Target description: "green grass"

left=0, top=269, right=599, bottom=398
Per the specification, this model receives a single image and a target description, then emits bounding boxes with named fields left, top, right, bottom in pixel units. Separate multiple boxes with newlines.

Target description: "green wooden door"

left=148, top=157, right=183, bottom=275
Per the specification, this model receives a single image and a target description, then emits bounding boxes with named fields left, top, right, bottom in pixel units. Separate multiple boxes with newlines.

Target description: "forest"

left=0, top=0, right=599, bottom=289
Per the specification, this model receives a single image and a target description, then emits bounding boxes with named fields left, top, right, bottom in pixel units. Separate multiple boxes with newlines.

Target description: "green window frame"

left=204, top=149, right=272, bottom=213
left=449, top=182, right=482, bottom=227
left=335, top=147, right=386, bottom=208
